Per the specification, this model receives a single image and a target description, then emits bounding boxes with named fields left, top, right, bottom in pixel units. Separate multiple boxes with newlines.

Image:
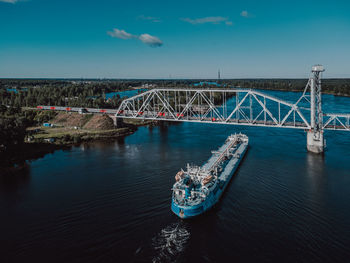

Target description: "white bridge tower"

left=307, top=65, right=325, bottom=153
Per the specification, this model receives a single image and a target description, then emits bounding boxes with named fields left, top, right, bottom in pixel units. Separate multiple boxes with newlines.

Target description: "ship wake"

left=152, top=222, right=190, bottom=263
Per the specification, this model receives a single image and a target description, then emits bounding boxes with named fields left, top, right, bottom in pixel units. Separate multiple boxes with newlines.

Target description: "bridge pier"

left=307, top=130, right=324, bottom=154
left=109, top=115, right=124, bottom=127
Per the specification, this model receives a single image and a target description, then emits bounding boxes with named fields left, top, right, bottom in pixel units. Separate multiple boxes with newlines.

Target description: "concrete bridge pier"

left=307, top=130, right=324, bottom=154
left=109, top=115, right=124, bottom=127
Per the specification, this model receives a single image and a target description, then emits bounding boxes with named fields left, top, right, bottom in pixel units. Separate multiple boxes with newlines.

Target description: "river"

left=1, top=90, right=350, bottom=262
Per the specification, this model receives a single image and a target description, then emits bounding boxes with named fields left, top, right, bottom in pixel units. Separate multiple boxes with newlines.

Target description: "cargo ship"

left=171, top=133, right=248, bottom=218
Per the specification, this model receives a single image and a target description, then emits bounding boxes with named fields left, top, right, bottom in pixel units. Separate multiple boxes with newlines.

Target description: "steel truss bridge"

left=116, top=85, right=349, bottom=132
left=38, top=93, right=350, bottom=131
left=115, top=65, right=349, bottom=153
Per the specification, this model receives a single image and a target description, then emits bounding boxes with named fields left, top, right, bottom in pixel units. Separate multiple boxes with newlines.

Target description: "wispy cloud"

left=107, top=28, right=163, bottom=47
left=181, top=16, right=232, bottom=25
left=107, top=28, right=134, bottom=40
left=138, top=15, right=161, bottom=23
left=240, top=10, right=252, bottom=18
left=0, top=0, right=19, bottom=3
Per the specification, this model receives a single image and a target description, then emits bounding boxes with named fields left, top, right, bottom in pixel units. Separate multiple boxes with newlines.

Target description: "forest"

left=1, top=78, right=349, bottom=109
left=0, top=79, right=132, bottom=109
left=0, top=105, right=56, bottom=166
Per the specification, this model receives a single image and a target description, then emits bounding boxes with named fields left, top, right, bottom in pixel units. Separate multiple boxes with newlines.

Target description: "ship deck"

left=201, top=137, right=237, bottom=172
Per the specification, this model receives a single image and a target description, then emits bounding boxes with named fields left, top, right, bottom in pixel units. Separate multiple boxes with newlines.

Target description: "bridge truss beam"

left=323, top=113, right=350, bottom=131
left=116, top=88, right=315, bottom=130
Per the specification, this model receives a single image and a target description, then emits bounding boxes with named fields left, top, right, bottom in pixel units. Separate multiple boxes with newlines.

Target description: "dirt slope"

left=83, top=114, right=115, bottom=130
left=52, top=113, right=114, bottom=130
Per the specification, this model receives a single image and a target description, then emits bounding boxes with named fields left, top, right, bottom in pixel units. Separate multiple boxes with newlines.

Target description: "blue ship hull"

left=171, top=144, right=248, bottom=219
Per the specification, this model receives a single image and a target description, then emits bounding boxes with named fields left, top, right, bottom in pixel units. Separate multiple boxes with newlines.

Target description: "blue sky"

left=1, top=0, right=350, bottom=78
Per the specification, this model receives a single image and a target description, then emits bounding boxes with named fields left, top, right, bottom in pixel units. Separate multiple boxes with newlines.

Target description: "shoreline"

left=0, top=119, right=161, bottom=175
left=248, top=87, right=350, bottom=97
left=0, top=132, right=134, bottom=175
left=0, top=143, right=70, bottom=175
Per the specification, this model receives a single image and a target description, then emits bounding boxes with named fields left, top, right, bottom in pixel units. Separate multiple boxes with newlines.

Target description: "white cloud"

left=0, top=0, right=19, bottom=3
left=181, top=16, right=232, bottom=25
left=107, top=28, right=135, bottom=40
left=138, top=15, right=161, bottom=23
left=108, top=28, right=163, bottom=47
left=240, top=10, right=249, bottom=17
left=139, top=34, right=163, bottom=47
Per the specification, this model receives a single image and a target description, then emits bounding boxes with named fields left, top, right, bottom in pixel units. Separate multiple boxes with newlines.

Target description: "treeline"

left=1, top=78, right=349, bottom=111
left=0, top=86, right=121, bottom=109
left=0, top=79, right=137, bottom=109
left=218, top=79, right=350, bottom=96
left=0, top=106, right=27, bottom=161
left=157, top=78, right=350, bottom=96
left=0, top=106, right=56, bottom=166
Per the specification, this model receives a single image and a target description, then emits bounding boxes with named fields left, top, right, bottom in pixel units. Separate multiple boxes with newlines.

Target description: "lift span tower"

left=307, top=65, right=325, bottom=153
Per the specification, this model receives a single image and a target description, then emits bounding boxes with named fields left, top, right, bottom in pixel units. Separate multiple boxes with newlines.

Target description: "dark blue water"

left=1, top=90, right=350, bottom=263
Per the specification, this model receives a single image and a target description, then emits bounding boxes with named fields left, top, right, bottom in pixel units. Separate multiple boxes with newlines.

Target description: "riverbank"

left=0, top=128, right=137, bottom=175
left=123, top=118, right=160, bottom=127
left=0, top=111, right=164, bottom=174
left=0, top=142, right=70, bottom=175
left=27, top=126, right=135, bottom=145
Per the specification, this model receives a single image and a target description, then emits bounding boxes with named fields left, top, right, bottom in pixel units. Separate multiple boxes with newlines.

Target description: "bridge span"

left=114, top=88, right=350, bottom=131
left=114, top=65, right=349, bottom=153
left=38, top=65, right=350, bottom=153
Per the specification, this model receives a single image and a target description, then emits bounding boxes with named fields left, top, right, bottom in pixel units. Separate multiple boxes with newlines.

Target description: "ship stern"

left=171, top=200, right=204, bottom=219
